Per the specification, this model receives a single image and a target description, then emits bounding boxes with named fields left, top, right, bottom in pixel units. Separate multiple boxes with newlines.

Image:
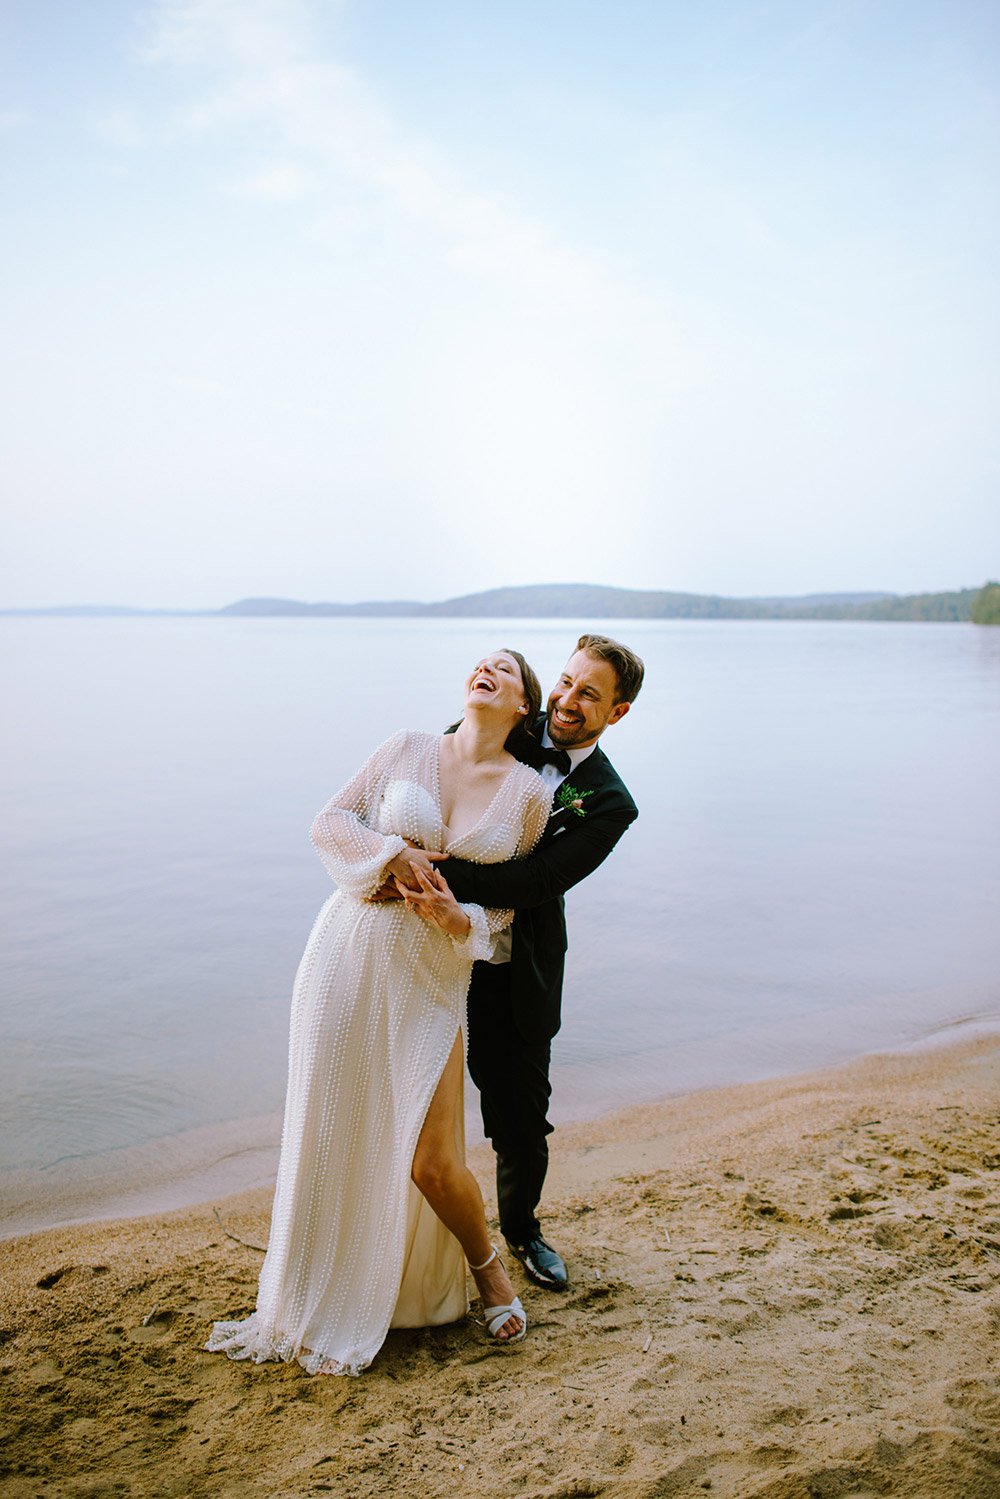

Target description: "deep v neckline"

left=432, top=736, right=519, bottom=852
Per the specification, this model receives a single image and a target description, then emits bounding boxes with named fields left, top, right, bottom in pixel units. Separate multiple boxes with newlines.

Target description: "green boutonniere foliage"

left=555, top=783, right=592, bottom=817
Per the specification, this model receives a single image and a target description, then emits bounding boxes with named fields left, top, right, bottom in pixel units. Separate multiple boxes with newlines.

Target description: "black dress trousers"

left=465, top=958, right=553, bottom=1245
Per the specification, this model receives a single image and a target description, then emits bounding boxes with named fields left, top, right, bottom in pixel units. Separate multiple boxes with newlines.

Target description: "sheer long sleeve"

left=451, top=901, right=514, bottom=963
left=310, top=731, right=409, bottom=899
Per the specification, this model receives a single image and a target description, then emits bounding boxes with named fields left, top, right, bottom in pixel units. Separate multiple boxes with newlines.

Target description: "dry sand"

left=2, top=1036, right=999, bottom=1499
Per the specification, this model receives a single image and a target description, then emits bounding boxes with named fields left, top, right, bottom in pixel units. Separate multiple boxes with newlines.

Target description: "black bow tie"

left=536, top=744, right=572, bottom=776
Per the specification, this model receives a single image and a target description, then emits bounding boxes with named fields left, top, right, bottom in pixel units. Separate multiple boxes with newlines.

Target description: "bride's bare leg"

left=411, top=1033, right=524, bottom=1340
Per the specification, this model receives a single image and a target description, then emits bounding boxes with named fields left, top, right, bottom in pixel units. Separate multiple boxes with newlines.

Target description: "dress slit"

left=391, top=1026, right=467, bottom=1330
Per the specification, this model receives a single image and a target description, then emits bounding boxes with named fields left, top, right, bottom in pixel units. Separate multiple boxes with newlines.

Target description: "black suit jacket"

left=444, top=722, right=638, bottom=1041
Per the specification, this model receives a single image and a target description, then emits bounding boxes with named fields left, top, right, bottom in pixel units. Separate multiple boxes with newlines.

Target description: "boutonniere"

left=555, top=783, right=592, bottom=817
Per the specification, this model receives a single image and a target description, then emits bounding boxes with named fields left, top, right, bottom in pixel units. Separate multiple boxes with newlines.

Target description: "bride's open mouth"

left=472, top=676, right=497, bottom=693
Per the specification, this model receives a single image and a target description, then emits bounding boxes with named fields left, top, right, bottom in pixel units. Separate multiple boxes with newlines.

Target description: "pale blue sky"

left=2, top=0, right=997, bottom=607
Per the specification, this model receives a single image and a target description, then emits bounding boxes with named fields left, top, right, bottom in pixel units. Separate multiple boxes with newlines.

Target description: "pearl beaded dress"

left=205, top=730, right=550, bottom=1376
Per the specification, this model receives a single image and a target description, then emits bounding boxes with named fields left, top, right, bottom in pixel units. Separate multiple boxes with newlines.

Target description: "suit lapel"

left=559, top=743, right=607, bottom=792
left=541, top=744, right=610, bottom=842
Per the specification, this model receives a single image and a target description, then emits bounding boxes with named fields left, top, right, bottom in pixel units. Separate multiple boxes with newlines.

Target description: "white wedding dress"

left=206, top=730, right=550, bottom=1376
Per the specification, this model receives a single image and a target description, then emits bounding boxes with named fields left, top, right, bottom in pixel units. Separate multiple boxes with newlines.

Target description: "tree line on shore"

left=970, top=582, right=1000, bottom=624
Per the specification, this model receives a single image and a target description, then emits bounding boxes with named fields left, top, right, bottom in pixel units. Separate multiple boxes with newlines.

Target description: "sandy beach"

left=2, top=1035, right=999, bottom=1498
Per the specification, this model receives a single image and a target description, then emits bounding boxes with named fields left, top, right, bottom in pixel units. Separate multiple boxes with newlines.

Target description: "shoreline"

left=5, top=1007, right=998, bottom=1243
left=2, top=1034, right=998, bottom=1496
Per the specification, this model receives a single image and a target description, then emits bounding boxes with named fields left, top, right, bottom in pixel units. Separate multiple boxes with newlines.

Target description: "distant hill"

left=3, top=583, right=984, bottom=621
left=418, top=584, right=767, bottom=618
left=218, top=583, right=979, bottom=622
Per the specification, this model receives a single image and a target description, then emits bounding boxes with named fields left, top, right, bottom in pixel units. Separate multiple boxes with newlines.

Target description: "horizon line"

left=1, top=579, right=991, bottom=614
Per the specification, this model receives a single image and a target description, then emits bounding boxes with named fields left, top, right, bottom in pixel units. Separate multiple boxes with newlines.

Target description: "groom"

left=438, top=633, right=643, bottom=1290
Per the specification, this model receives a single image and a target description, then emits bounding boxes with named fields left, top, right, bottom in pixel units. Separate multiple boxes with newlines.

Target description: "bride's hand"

left=397, top=865, right=471, bottom=938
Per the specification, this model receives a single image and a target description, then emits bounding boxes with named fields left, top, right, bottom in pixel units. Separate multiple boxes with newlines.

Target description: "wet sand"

left=1, top=1036, right=999, bottom=1498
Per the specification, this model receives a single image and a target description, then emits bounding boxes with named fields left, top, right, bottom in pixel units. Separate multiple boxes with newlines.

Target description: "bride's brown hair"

left=499, top=648, right=542, bottom=757
left=448, top=648, right=542, bottom=757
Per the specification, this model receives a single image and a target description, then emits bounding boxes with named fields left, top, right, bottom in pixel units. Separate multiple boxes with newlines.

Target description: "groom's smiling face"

left=546, top=650, right=630, bottom=750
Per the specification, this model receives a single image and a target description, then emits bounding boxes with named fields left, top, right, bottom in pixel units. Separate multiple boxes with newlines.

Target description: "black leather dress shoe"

left=505, top=1236, right=568, bottom=1290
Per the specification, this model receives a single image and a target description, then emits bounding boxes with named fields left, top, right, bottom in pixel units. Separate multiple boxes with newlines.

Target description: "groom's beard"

left=544, top=704, right=600, bottom=751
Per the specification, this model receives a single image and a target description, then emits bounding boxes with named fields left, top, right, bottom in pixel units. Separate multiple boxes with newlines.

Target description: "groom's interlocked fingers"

left=369, top=841, right=448, bottom=900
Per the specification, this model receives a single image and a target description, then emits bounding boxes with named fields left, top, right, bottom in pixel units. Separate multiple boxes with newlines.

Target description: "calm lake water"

left=2, top=616, right=999, bottom=1233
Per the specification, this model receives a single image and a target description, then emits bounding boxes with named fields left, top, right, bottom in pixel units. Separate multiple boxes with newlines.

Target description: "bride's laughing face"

left=463, top=651, right=529, bottom=728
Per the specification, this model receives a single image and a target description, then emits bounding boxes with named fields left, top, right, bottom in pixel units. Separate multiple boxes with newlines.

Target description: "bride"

left=206, top=649, right=552, bottom=1375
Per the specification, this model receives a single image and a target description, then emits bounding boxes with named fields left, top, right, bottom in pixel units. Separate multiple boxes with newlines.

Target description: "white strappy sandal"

left=469, top=1245, right=527, bottom=1346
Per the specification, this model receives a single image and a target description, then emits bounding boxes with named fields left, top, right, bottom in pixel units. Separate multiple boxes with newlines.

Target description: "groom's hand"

left=372, top=841, right=448, bottom=899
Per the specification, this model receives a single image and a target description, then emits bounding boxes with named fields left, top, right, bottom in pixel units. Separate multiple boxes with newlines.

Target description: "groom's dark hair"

left=576, top=634, right=645, bottom=704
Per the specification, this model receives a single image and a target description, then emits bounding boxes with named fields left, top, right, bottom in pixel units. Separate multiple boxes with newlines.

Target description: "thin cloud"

left=144, top=0, right=688, bottom=344
left=137, top=0, right=699, bottom=575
